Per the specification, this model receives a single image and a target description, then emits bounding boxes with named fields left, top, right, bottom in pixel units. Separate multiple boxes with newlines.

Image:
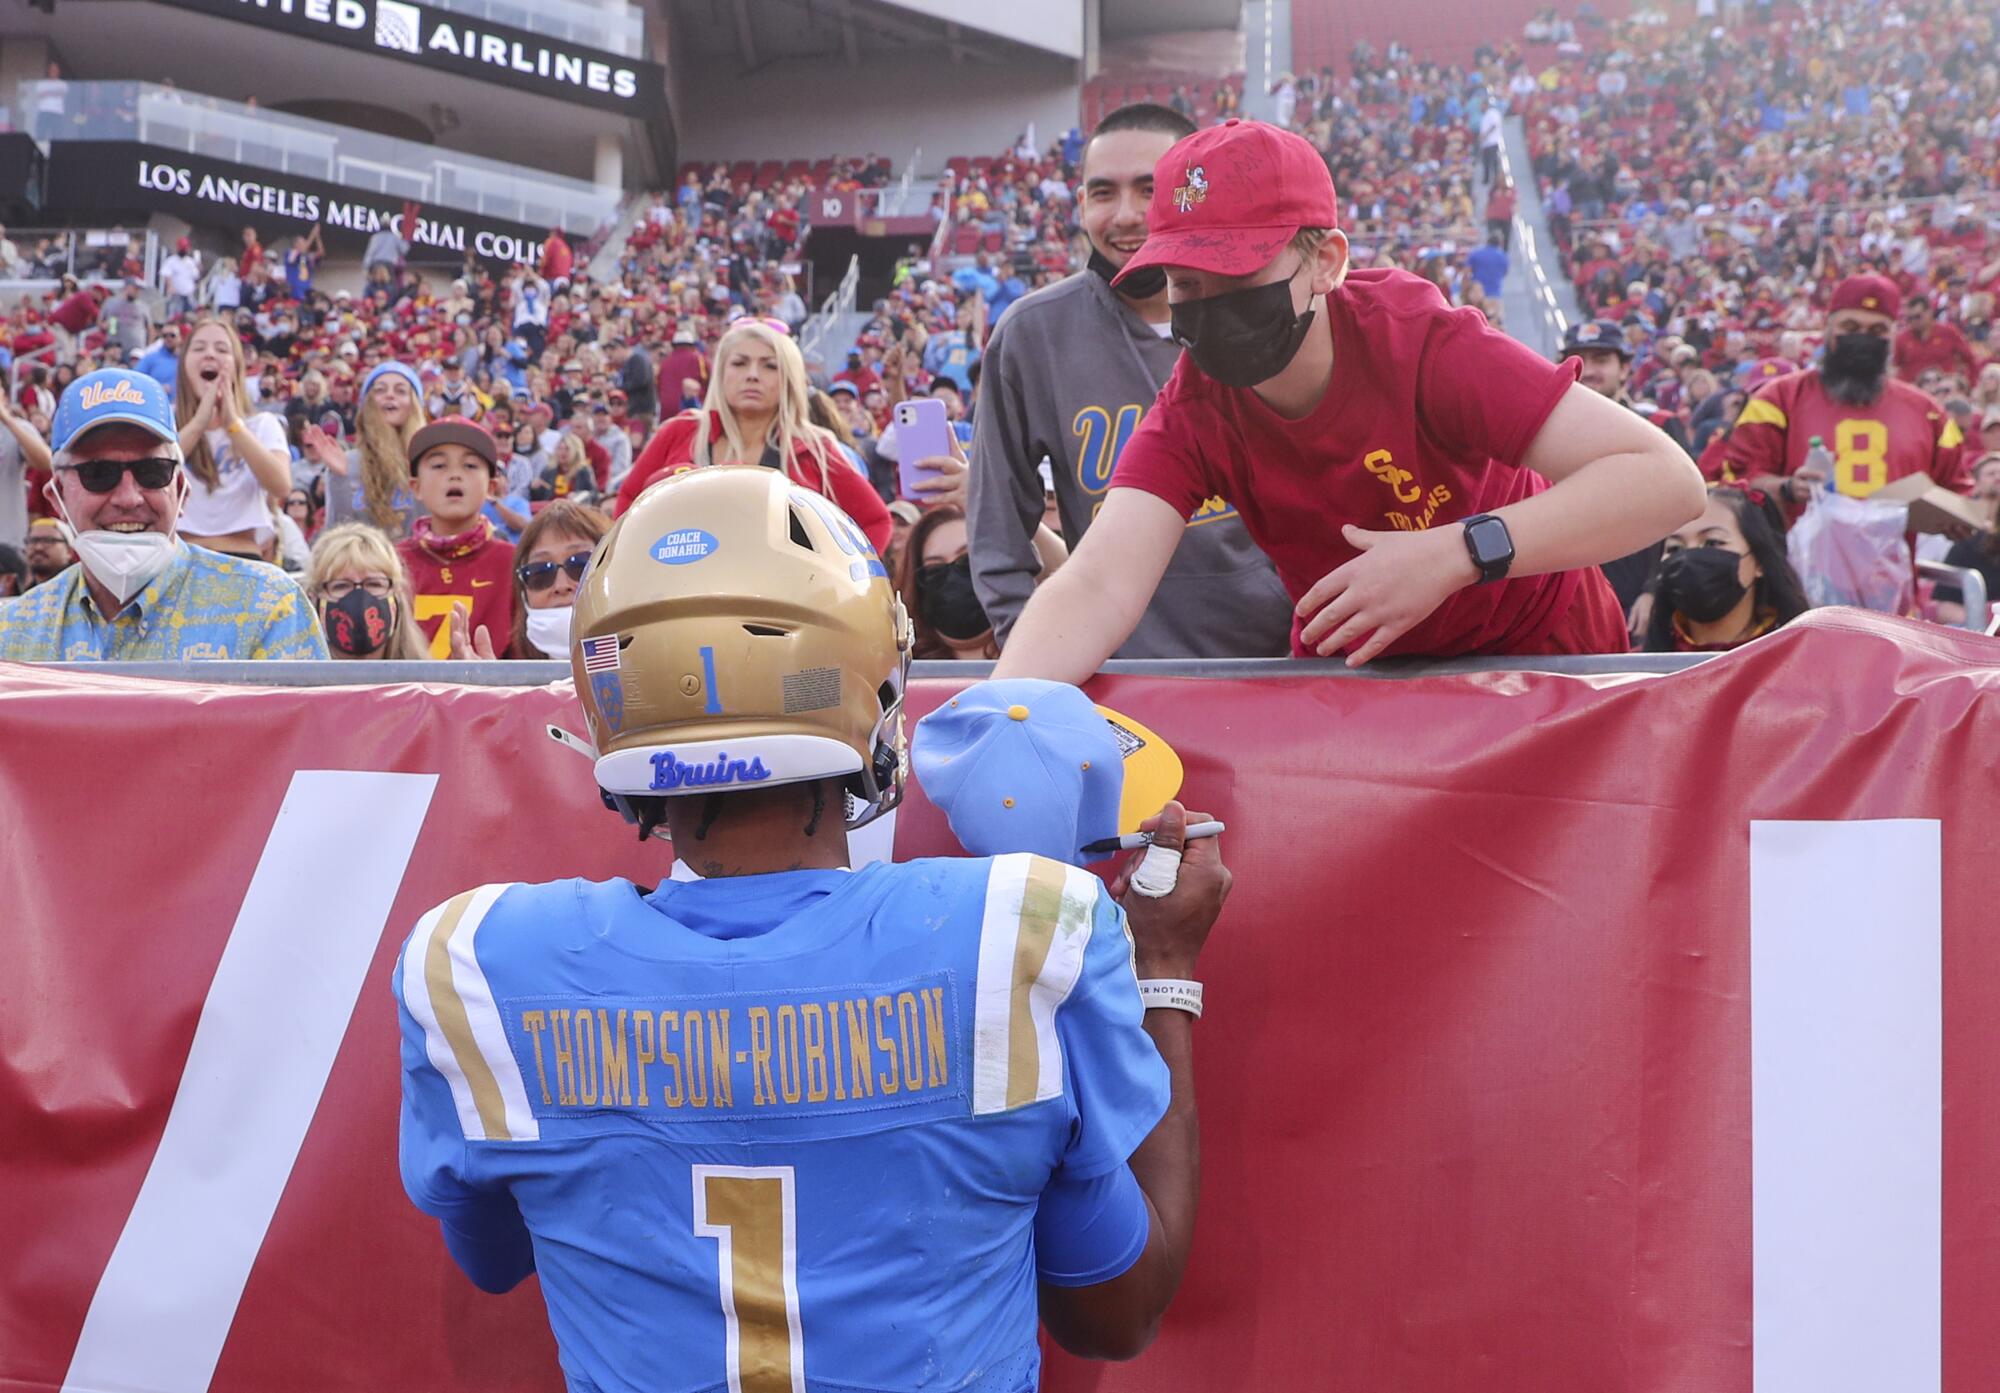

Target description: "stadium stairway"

left=1241, top=0, right=1291, bottom=123
left=585, top=193, right=649, bottom=281
left=1483, top=113, right=1578, bottom=362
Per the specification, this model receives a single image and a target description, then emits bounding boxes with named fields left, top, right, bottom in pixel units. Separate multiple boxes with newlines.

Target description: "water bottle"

left=1804, top=435, right=1835, bottom=494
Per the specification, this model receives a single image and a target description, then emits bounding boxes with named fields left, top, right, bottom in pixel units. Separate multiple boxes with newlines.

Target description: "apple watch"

left=1461, top=514, right=1515, bottom=584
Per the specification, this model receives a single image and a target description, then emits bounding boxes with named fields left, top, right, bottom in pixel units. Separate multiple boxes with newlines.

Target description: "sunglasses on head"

left=728, top=314, right=791, bottom=336
left=517, top=549, right=593, bottom=592
left=61, top=457, right=178, bottom=493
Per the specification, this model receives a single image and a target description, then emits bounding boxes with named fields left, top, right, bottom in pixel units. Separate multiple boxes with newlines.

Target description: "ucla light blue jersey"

left=393, top=854, right=1168, bottom=1393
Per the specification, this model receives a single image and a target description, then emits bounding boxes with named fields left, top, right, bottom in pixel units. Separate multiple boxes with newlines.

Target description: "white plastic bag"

left=1785, top=487, right=1913, bottom=614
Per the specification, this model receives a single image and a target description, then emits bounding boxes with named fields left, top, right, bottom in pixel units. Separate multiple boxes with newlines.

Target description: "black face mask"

left=1087, top=245, right=1167, bottom=301
left=324, top=589, right=395, bottom=657
left=1169, top=264, right=1316, bottom=389
left=917, top=557, right=990, bottom=642
left=1821, top=332, right=1891, bottom=401
left=1658, top=546, right=1750, bottom=624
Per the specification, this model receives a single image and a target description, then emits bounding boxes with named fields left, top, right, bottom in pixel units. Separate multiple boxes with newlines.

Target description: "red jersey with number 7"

left=397, top=520, right=516, bottom=659
left=1715, top=369, right=1969, bottom=498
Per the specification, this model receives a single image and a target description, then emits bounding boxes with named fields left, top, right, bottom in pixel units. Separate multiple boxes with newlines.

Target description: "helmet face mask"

left=567, top=466, right=912, bottom=838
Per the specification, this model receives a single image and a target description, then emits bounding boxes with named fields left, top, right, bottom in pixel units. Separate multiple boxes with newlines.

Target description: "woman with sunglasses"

left=613, top=317, right=893, bottom=554
left=304, top=522, right=428, bottom=660
left=507, top=499, right=610, bottom=659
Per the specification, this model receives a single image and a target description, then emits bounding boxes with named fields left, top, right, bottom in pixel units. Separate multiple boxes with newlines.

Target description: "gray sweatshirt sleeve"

left=966, top=314, right=1053, bottom=644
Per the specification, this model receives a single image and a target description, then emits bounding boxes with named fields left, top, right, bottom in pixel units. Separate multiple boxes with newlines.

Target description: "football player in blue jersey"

left=393, top=464, right=1231, bottom=1391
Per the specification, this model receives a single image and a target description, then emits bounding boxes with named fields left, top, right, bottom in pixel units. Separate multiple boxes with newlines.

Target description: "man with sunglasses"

left=0, top=368, right=327, bottom=661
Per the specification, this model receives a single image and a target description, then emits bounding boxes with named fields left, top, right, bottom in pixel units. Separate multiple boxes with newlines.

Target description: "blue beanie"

left=360, top=361, right=423, bottom=404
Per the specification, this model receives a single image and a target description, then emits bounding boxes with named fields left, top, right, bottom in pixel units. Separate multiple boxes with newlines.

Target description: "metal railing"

left=1917, top=560, right=1990, bottom=633
left=14, top=81, right=619, bottom=235
left=42, top=654, right=1722, bottom=687
left=798, top=254, right=861, bottom=369
left=0, top=226, right=161, bottom=286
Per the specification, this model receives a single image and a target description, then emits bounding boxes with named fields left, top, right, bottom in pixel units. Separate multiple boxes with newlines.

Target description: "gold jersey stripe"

left=1737, top=398, right=1789, bottom=430
left=1004, top=856, right=1070, bottom=1111
left=424, top=889, right=514, bottom=1142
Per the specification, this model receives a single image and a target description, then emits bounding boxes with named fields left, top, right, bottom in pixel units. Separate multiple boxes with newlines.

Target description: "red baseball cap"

left=1828, top=274, right=1902, bottom=320
left=1113, top=120, right=1339, bottom=288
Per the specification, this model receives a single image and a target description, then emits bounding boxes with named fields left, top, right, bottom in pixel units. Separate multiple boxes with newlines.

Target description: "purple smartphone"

left=894, top=398, right=952, bottom=498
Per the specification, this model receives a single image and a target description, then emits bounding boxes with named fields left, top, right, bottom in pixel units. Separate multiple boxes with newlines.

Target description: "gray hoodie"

left=968, top=271, right=1293, bottom=658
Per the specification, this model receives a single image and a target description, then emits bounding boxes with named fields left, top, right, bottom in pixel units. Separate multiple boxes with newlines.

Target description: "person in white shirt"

left=204, top=259, right=242, bottom=311
left=159, top=238, right=200, bottom=318
left=1479, top=103, right=1505, bottom=184
left=173, top=317, right=292, bottom=561
left=0, top=389, right=52, bottom=550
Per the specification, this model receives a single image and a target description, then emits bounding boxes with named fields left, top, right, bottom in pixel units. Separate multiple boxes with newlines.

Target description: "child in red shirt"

left=992, top=120, right=1705, bottom=677
left=395, top=417, right=515, bottom=659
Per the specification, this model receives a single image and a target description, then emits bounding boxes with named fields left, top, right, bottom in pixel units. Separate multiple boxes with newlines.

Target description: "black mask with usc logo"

left=324, top=589, right=396, bottom=656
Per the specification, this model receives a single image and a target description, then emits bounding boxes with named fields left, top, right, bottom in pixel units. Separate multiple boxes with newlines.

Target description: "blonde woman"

left=302, top=361, right=427, bottom=537
left=614, top=316, right=892, bottom=552
left=174, top=316, right=292, bottom=561
left=304, top=522, right=428, bottom=659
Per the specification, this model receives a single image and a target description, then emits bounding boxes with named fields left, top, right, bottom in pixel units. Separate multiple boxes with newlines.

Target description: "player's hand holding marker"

left=1108, top=801, right=1231, bottom=977
left=1295, top=523, right=1479, bottom=666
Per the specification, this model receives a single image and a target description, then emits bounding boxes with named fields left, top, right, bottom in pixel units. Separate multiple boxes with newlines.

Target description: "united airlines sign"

left=160, top=0, right=664, bottom=116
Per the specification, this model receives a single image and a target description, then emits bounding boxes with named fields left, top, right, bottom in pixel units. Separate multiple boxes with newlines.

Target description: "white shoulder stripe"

left=972, top=855, right=1101, bottom=1116
left=400, top=882, right=538, bottom=1142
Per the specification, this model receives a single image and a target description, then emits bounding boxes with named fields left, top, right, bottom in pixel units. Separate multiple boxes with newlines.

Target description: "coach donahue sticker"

left=650, top=529, right=718, bottom=565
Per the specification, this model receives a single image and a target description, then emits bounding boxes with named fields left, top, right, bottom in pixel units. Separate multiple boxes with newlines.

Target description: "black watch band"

left=1461, top=513, right=1515, bottom=585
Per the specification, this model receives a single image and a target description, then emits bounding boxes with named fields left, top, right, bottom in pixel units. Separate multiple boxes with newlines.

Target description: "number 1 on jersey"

left=694, top=1165, right=806, bottom=1393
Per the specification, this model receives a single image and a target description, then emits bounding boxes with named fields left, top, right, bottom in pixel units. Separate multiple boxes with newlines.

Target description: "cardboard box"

left=1872, top=473, right=1991, bottom=535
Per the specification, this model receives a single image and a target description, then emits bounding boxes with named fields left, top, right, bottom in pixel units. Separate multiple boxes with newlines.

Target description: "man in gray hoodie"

left=968, top=104, right=1293, bottom=658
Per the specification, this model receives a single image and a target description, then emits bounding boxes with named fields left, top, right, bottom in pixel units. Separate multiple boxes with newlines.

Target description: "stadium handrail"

left=798, top=253, right=862, bottom=368
left=37, top=655, right=1720, bottom=688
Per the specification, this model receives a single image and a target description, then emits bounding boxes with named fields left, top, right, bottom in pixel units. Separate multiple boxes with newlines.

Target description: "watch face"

left=1468, top=516, right=1512, bottom=565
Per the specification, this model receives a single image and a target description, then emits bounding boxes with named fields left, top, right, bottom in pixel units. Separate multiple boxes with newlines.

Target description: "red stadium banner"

left=4, top=609, right=1999, bottom=1393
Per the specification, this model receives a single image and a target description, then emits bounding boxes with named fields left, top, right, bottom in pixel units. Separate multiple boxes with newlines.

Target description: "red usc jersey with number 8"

left=1715, top=369, right=1969, bottom=499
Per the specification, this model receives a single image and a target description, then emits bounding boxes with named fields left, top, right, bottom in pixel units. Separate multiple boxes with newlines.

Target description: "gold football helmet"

left=568, top=465, right=912, bottom=835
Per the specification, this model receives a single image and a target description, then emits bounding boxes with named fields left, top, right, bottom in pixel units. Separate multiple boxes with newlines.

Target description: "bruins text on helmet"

left=567, top=465, right=912, bottom=839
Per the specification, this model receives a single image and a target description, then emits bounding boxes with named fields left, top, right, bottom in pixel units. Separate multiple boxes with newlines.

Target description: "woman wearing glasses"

left=613, top=317, right=893, bottom=554
left=507, top=500, right=610, bottom=660
left=303, top=522, right=428, bottom=660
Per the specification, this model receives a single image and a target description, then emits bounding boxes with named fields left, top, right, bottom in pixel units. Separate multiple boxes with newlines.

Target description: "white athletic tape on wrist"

left=1138, top=979, right=1203, bottom=1018
left=1130, top=842, right=1182, bottom=898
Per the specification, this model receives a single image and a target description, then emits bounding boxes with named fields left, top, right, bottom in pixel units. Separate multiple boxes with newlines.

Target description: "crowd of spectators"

left=1520, top=0, right=2000, bottom=452
left=4, top=0, right=1999, bottom=664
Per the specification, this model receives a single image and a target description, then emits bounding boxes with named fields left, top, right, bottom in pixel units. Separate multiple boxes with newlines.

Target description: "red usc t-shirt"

left=1111, top=267, right=1625, bottom=659
left=397, top=523, right=516, bottom=660
left=1718, top=370, right=1969, bottom=499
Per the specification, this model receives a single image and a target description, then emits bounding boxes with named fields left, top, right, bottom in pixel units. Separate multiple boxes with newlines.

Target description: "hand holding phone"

left=894, top=398, right=954, bottom=499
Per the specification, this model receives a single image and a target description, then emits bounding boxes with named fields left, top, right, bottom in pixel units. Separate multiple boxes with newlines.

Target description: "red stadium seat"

left=755, top=161, right=783, bottom=188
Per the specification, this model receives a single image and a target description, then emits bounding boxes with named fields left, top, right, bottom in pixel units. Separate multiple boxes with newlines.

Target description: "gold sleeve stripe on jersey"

left=973, top=854, right=1100, bottom=1115
left=1738, top=398, right=1788, bottom=430
left=419, top=884, right=538, bottom=1142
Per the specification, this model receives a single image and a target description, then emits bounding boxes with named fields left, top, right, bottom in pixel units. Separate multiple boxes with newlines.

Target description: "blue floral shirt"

left=0, top=541, right=328, bottom=661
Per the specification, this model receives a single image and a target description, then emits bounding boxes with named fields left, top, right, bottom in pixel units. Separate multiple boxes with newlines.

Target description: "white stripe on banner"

left=62, top=770, right=437, bottom=1393
left=1751, top=819, right=1941, bottom=1393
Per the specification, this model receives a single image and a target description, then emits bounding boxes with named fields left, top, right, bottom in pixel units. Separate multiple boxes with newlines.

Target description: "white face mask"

left=524, top=605, right=573, bottom=658
left=51, top=472, right=187, bottom=607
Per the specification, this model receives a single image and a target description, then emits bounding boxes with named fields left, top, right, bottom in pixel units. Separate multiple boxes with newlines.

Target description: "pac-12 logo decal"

left=651, top=529, right=719, bottom=565
left=590, top=672, right=626, bottom=733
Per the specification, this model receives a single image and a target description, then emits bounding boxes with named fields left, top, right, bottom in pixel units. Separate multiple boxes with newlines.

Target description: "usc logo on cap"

left=1173, top=165, right=1209, bottom=214
left=1862, top=296, right=1880, bottom=309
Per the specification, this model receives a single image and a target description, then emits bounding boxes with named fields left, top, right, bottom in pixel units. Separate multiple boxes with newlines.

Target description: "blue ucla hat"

left=52, top=368, right=178, bottom=454
left=912, top=679, right=1122, bottom=863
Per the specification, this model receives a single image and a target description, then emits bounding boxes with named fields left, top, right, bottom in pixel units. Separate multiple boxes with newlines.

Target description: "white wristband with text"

left=1137, top=978, right=1203, bottom=1018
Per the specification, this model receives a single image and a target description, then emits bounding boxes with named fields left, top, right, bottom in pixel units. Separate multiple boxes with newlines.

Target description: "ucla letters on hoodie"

left=392, top=854, right=1167, bottom=1393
